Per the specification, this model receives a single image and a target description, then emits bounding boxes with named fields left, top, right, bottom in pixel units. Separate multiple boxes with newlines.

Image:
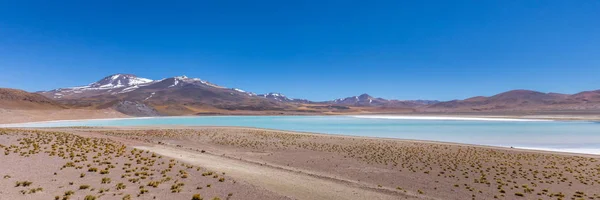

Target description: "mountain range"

left=32, top=74, right=437, bottom=116
left=2, top=73, right=599, bottom=116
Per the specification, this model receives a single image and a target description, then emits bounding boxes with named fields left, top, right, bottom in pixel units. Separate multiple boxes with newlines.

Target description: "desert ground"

left=0, top=108, right=129, bottom=124
left=1, top=126, right=599, bottom=200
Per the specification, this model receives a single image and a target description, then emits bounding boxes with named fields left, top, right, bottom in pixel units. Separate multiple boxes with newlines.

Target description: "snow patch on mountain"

left=259, top=93, right=293, bottom=102
left=144, top=92, right=156, bottom=101
left=89, top=74, right=153, bottom=89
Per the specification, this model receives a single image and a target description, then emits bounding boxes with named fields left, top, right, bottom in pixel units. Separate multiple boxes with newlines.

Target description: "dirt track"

left=134, top=145, right=422, bottom=200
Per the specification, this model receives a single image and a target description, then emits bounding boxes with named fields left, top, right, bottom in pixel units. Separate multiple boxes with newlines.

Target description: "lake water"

left=5, top=116, right=600, bottom=155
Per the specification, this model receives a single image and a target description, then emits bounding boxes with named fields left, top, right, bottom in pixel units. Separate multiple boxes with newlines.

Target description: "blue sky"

left=0, top=0, right=599, bottom=101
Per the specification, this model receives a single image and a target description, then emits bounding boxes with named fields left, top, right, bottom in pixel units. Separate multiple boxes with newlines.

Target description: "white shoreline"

left=351, top=115, right=554, bottom=122
left=515, top=146, right=600, bottom=155
left=0, top=115, right=555, bottom=127
left=0, top=116, right=158, bottom=127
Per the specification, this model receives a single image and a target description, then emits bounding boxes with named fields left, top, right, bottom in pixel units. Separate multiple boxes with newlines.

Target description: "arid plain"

left=1, top=126, right=598, bottom=200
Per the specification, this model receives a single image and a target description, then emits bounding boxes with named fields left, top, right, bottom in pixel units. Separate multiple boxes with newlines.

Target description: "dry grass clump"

left=84, top=195, right=97, bottom=200
left=101, top=177, right=111, bottom=184
left=192, top=193, right=203, bottom=200
left=79, top=185, right=90, bottom=190
left=171, top=182, right=185, bottom=193
left=116, top=183, right=126, bottom=190
left=15, top=181, right=33, bottom=187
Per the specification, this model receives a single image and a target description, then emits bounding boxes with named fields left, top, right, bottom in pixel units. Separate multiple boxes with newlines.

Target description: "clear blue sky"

left=1, top=1, right=599, bottom=101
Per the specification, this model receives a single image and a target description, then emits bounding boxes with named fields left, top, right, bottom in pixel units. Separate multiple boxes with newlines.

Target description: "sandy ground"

left=13, top=126, right=594, bottom=200
left=133, top=145, right=408, bottom=200
left=0, top=108, right=128, bottom=124
left=0, top=128, right=287, bottom=200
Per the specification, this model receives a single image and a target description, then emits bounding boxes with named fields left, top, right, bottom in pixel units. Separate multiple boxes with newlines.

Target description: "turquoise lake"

left=6, top=116, right=600, bottom=154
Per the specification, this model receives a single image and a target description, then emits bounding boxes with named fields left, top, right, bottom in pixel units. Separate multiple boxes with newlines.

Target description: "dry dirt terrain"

left=0, top=128, right=287, bottom=200
left=0, top=108, right=128, bottom=124
left=2, top=127, right=598, bottom=200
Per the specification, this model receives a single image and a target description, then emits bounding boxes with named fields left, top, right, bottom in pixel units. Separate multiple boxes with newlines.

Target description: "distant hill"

left=0, top=88, right=64, bottom=109
left=425, top=89, right=600, bottom=112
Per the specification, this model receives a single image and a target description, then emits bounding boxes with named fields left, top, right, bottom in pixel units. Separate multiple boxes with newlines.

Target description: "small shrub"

left=117, top=183, right=126, bottom=190
left=15, top=181, right=33, bottom=187
left=84, top=195, right=97, bottom=200
left=139, top=188, right=149, bottom=194
left=147, top=181, right=160, bottom=188
left=101, top=177, right=111, bottom=184
left=192, top=194, right=203, bottom=200
left=515, top=192, right=524, bottom=197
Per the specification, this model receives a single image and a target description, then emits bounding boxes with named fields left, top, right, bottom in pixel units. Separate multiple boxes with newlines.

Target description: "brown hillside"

left=0, top=88, right=64, bottom=109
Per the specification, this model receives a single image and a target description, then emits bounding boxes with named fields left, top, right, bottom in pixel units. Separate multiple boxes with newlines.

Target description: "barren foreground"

left=1, top=127, right=600, bottom=200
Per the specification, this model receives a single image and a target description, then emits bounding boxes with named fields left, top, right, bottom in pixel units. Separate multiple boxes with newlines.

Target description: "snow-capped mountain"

left=89, top=74, right=153, bottom=89
left=39, top=74, right=233, bottom=99
left=329, top=94, right=438, bottom=107
left=38, top=74, right=294, bottom=115
left=231, top=88, right=256, bottom=96
left=146, top=75, right=224, bottom=89
left=39, top=74, right=157, bottom=99
left=258, top=93, right=310, bottom=103
left=258, top=93, right=291, bottom=101
left=332, top=94, right=387, bottom=106
left=36, top=73, right=441, bottom=116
